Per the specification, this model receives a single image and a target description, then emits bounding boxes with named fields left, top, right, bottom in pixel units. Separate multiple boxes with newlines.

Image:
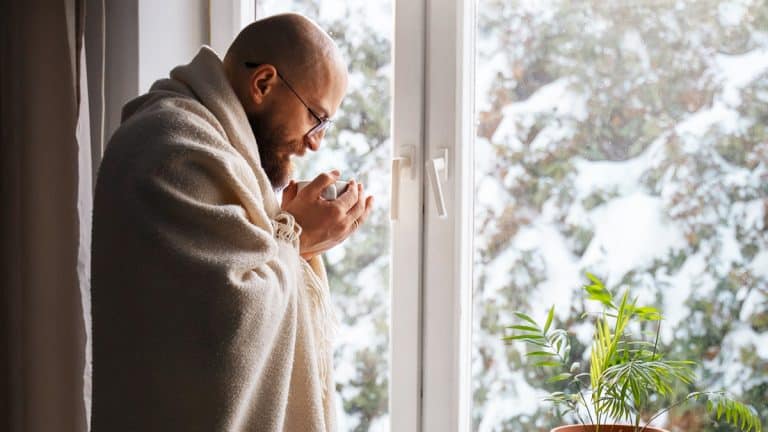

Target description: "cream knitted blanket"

left=92, top=46, right=337, bottom=432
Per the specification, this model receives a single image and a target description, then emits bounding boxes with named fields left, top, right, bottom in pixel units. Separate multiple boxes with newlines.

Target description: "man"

left=91, top=13, right=372, bottom=432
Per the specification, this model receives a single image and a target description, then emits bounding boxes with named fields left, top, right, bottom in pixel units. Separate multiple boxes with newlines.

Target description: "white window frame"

left=389, top=0, right=425, bottom=430
left=391, top=0, right=475, bottom=430
left=420, top=0, right=476, bottom=430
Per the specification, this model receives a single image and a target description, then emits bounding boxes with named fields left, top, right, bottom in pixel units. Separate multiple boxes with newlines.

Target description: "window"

left=227, top=1, right=767, bottom=431
left=256, top=2, right=394, bottom=430
left=470, top=1, right=768, bottom=431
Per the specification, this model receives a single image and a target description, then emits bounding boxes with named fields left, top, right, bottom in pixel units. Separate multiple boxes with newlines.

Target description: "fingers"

left=357, top=195, right=374, bottom=226
left=281, top=180, right=298, bottom=208
left=347, top=184, right=374, bottom=231
left=346, top=183, right=366, bottom=219
left=302, top=170, right=341, bottom=198
left=335, top=179, right=359, bottom=210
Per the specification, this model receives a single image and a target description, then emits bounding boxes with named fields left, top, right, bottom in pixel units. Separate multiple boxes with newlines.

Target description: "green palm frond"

left=504, top=306, right=571, bottom=373
left=693, top=392, right=763, bottom=432
left=584, top=272, right=615, bottom=309
left=590, top=290, right=633, bottom=389
left=600, top=359, right=696, bottom=420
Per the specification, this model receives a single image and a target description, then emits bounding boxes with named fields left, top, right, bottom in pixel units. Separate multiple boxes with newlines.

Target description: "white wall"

left=104, top=0, right=210, bottom=140
left=210, top=0, right=256, bottom=57
left=138, top=0, right=209, bottom=94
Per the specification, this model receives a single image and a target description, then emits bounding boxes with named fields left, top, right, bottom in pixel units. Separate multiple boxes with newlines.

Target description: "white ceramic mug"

left=295, top=180, right=351, bottom=200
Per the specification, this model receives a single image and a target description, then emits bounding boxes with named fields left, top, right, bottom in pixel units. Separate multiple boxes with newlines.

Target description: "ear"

left=248, top=64, right=278, bottom=105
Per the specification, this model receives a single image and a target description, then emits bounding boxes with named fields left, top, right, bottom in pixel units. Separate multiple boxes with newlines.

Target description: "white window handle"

left=390, top=148, right=413, bottom=222
left=426, top=149, right=448, bottom=218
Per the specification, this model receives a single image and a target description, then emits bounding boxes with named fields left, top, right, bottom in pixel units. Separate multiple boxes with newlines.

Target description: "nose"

left=305, top=130, right=325, bottom=152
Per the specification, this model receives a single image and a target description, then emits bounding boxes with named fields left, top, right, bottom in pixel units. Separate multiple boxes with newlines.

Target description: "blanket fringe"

left=273, top=211, right=338, bottom=406
left=301, top=260, right=339, bottom=406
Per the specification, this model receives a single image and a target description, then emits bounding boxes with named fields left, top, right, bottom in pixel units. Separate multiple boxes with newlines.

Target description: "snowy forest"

left=260, top=1, right=767, bottom=431
left=472, top=1, right=767, bottom=431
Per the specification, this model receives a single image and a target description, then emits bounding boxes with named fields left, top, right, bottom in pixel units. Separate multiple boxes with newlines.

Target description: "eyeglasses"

left=244, top=62, right=333, bottom=139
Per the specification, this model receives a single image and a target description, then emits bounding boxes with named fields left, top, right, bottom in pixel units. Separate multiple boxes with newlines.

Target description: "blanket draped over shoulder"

left=92, top=46, right=338, bottom=432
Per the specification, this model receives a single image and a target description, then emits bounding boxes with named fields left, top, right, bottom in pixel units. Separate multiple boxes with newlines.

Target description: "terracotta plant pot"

left=551, top=425, right=670, bottom=432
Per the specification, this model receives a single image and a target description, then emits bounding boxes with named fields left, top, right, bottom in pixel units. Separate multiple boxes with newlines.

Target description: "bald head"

left=222, top=14, right=348, bottom=189
left=223, top=13, right=347, bottom=106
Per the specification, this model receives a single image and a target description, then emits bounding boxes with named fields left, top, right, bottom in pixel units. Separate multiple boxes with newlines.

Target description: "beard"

left=248, top=114, right=302, bottom=190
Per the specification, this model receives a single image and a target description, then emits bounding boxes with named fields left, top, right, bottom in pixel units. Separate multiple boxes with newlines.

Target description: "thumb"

left=281, top=181, right=298, bottom=208
left=303, top=170, right=341, bottom=197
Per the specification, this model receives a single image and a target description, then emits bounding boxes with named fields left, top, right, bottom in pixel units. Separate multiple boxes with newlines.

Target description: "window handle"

left=390, top=146, right=413, bottom=222
left=426, top=148, right=448, bottom=219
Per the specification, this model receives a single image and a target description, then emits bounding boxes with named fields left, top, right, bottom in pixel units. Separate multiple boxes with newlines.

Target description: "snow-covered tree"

left=474, top=1, right=767, bottom=431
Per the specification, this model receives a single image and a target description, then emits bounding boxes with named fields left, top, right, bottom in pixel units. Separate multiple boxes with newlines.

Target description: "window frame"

left=389, top=0, right=426, bottom=429
left=391, top=0, right=477, bottom=429
left=417, top=0, right=476, bottom=430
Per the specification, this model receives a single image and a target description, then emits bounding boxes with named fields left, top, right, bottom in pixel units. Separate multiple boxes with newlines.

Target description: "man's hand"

left=281, top=170, right=374, bottom=260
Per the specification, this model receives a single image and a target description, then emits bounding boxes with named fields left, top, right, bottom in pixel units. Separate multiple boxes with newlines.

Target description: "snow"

left=657, top=253, right=713, bottom=340
left=741, top=287, right=767, bottom=320
left=718, top=1, right=749, bottom=27
left=749, top=250, right=768, bottom=279
left=476, top=176, right=509, bottom=216
left=568, top=136, right=688, bottom=288
left=335, top=392, right=351, bottom=431
left=504, top=78, right=588, bottom=122
left=475, top=53, right=509, bottom=112
left=732, top=199, right=766, bottom=232
left=715, top=225, right=744, bottom=270
left=514, top=224, right=581, bottom=319
left=581, top=193, right=688, bottom=286
left=530, top=123, right=577, bottom=153
left=571, top=156, right=643, bottom=198
left=716, top=48, right=768, bottom=105
left=368, top=415, right=390, bottom=432
left=482, top=248, right=521, bottom=296
left=675, top=102, right=743, bottom=137
left=476, top=372, right=550, bottom=432
left=326, top=244, right=347, bottom=264
left=337, top=130, right=371, bottom=155
left=621, top=30, right=651, bottom=71
left=475, top=137, right=510, bottom=215
left=491, top=78, right=588, bottom=146
left=705, top=322, right=768, bottom=395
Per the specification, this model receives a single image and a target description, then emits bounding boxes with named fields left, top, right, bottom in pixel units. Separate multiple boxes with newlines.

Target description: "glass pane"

left=472, top=1, right=767, bottom=431
left=256, top=2, right=392, bottom=431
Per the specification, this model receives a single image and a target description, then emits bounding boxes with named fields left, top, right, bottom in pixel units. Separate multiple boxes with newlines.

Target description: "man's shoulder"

left=99, top=89, right=243, bottom=188
left=112, top=88, right=235, bottom=153
left=122, top=88, right=225, bottom=138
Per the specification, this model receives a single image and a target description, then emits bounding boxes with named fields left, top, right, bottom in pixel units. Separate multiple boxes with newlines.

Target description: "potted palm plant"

left=504, top=273, right=763, bottom=432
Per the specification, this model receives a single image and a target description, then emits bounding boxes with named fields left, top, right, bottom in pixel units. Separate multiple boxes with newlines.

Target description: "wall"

left=103, top=0, right=209, bottom=141
left=138, top=0, right=209, bottom=94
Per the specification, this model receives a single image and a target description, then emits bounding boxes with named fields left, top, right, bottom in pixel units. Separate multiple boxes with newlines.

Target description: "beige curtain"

left=1, top=0, right=102, bottom=430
